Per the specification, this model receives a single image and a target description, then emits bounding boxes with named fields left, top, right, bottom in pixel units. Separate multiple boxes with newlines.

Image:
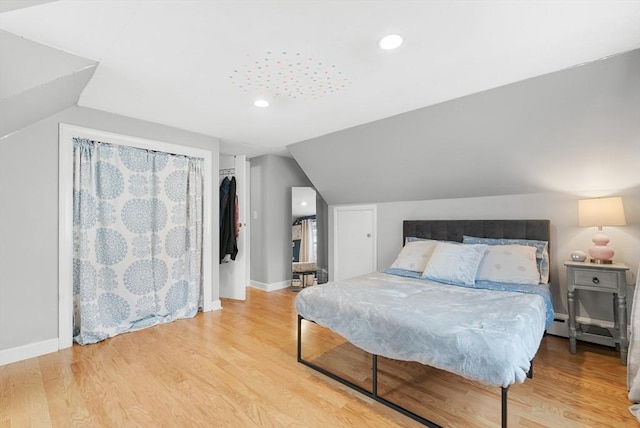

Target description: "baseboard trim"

left=0, top=338, right=59, bottom=366
left=2, top=300, right=225, bottom=366
left=249, top=280, right=290, bottom=292
left=210, top=299, right=223, bottom=311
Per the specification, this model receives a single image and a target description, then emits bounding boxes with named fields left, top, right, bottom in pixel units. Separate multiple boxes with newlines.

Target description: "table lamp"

left=578, top=196, right=626, bottom=264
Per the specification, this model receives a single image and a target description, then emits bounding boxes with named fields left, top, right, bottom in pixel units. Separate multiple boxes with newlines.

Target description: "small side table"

left=565, top=261, right=629, bottom=365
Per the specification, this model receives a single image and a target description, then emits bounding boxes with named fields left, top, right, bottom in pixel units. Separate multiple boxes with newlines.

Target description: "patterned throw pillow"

left=475, top=244, right=539, bottom=285
left=390, top=240, right=438, bottom=272
left=462, top=236, right=550, bottom=284
left=421, top=242, right=488, bottom=286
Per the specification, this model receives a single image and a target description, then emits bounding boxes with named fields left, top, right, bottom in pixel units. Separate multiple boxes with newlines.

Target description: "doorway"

left=219, top=155, right=250, bottom=300
left=331, top=205, right=377, bottom=281
left=58, top=124, right=214, bottom=349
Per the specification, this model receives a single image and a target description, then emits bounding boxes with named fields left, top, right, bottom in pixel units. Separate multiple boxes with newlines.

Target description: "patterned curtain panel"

left=72, top=138, right=204, bottom=345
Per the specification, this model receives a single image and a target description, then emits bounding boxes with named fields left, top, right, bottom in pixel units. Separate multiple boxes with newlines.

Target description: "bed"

left=295, top=219, right=553, bottom=427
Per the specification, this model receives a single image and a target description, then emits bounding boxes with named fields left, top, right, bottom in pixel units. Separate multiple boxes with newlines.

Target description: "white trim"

left=332, top=204, right=377, bottom=282
left=58, top=126, right=74, bottom=349
left=244, top=160, right=251, bottom=297
left=58, top=124, right=213, bottom=350
left=0, top=339, right=59, bottom=366
left=209, top=299, right=223, bottom=311
left=249, top=280, right=290, bottom=292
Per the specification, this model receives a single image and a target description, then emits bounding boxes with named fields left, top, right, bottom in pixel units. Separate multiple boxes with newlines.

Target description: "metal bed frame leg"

left=372, top=354, right=378, bottom=398
left=297, top=314, right=302, bottom=362
left=297, top=315, right=511, bottom=428
left=501, top=387, right=508, bottom=428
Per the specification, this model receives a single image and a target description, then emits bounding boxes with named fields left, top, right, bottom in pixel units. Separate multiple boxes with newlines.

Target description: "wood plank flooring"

left=1, top=287, right=637, bottom=427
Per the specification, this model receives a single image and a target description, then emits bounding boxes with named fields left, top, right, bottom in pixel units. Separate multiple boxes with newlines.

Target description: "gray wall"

left=249, top=154, right=313, bottom=285
left=315, top=191, right=328, bottom=273
left=0, top=106, right=219, bottom=351
left=288, top=49, right=640, bottom=206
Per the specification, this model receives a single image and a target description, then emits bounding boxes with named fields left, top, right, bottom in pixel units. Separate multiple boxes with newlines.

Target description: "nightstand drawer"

left=572, top=269, right=618, bottom=289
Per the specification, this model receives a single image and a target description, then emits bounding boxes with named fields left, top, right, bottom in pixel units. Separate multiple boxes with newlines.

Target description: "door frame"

left=58, top=124, right=214, bottom=350
left=331, top=204, right=377, bottom=282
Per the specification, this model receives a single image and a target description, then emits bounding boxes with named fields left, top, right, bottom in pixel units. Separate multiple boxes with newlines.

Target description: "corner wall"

left=249, top=154, right=313, bottom=288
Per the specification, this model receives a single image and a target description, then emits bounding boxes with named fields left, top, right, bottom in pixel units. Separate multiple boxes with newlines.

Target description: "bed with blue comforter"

left=294, top=219, right=553, bottom=427
left=295, top=268, right=552, bottom=388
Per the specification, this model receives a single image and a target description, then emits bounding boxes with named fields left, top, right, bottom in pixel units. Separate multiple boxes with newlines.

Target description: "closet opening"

left=58, top=124, right=214, bottom=348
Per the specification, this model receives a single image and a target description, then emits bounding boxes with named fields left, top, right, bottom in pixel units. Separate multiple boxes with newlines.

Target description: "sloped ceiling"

left=288, top=49, right=640, bottom=205
left=0, top=29, right=96, bottom=138
left=0, top=1, right=54, bottom=14
left=1, top=1, right=639, bottom=156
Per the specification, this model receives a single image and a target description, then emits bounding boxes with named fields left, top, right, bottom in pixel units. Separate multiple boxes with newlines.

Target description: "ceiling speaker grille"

left=229, top=51, right=350, bottom=100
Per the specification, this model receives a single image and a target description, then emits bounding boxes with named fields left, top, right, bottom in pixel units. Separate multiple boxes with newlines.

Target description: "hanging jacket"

left=220, top=176, right=238, bottom=262
left=219, top=176, right=230, bottom=229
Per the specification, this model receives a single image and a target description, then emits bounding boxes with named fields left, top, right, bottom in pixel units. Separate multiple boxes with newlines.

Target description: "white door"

left=333, top=205, right=376, bottom=281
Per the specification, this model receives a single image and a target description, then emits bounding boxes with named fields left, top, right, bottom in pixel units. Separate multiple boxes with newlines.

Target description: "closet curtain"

left=72, top=138, right=203, bottom=345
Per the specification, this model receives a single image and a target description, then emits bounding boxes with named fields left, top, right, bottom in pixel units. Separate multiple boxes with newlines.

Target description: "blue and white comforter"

left=295, top=270, right=553, bottom=388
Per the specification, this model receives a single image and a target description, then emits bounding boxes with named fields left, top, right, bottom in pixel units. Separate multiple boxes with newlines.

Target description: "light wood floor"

left=1, top=287, right=636, bottom=427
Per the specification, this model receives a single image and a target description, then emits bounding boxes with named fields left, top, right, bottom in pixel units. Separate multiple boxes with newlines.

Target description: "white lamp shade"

left=578, top=197, right=626, bottom=227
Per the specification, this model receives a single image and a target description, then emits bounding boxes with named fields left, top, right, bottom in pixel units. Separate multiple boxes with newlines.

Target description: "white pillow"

left=421, top=242, right=487, bottom=286
left=390, top=240, right=438, bottom=272
left=476, top=244, right=539, bottom=285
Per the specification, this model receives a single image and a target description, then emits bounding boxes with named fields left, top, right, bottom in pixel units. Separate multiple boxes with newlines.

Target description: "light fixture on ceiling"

left=378, top=34, right=403, bottom=50
left=254, top=99, right=269, bottom=107
left=300, top=201, right=307, bottom=206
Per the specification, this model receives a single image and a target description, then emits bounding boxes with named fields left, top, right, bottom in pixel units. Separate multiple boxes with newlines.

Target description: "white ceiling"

left=1, top=1, right=639, bottom=157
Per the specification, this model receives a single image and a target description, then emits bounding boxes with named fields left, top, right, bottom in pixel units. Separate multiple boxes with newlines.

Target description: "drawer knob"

left=592, top=277, right=600, bottom=284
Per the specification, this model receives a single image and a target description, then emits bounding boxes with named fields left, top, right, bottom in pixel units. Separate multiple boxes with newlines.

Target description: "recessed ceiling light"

left=300, top=201, right=307, bottom=206
left=254, top=99, right=269, bottom=107
left=378, top=34, right=403, bottom=50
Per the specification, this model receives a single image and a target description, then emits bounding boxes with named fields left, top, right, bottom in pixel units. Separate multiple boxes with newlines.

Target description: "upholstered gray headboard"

left=403, top=220, right=550, bottom=245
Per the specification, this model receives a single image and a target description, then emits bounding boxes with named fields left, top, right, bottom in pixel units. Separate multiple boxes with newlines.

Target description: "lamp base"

left=588, top=230, right=615, bottom=265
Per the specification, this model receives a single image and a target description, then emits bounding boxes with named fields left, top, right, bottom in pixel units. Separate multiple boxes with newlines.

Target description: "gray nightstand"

left=565, top=261, right=629, bottom=365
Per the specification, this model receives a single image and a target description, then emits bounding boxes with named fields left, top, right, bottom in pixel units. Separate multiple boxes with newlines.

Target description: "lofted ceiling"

left=1, top=1, right=639, bottom=157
